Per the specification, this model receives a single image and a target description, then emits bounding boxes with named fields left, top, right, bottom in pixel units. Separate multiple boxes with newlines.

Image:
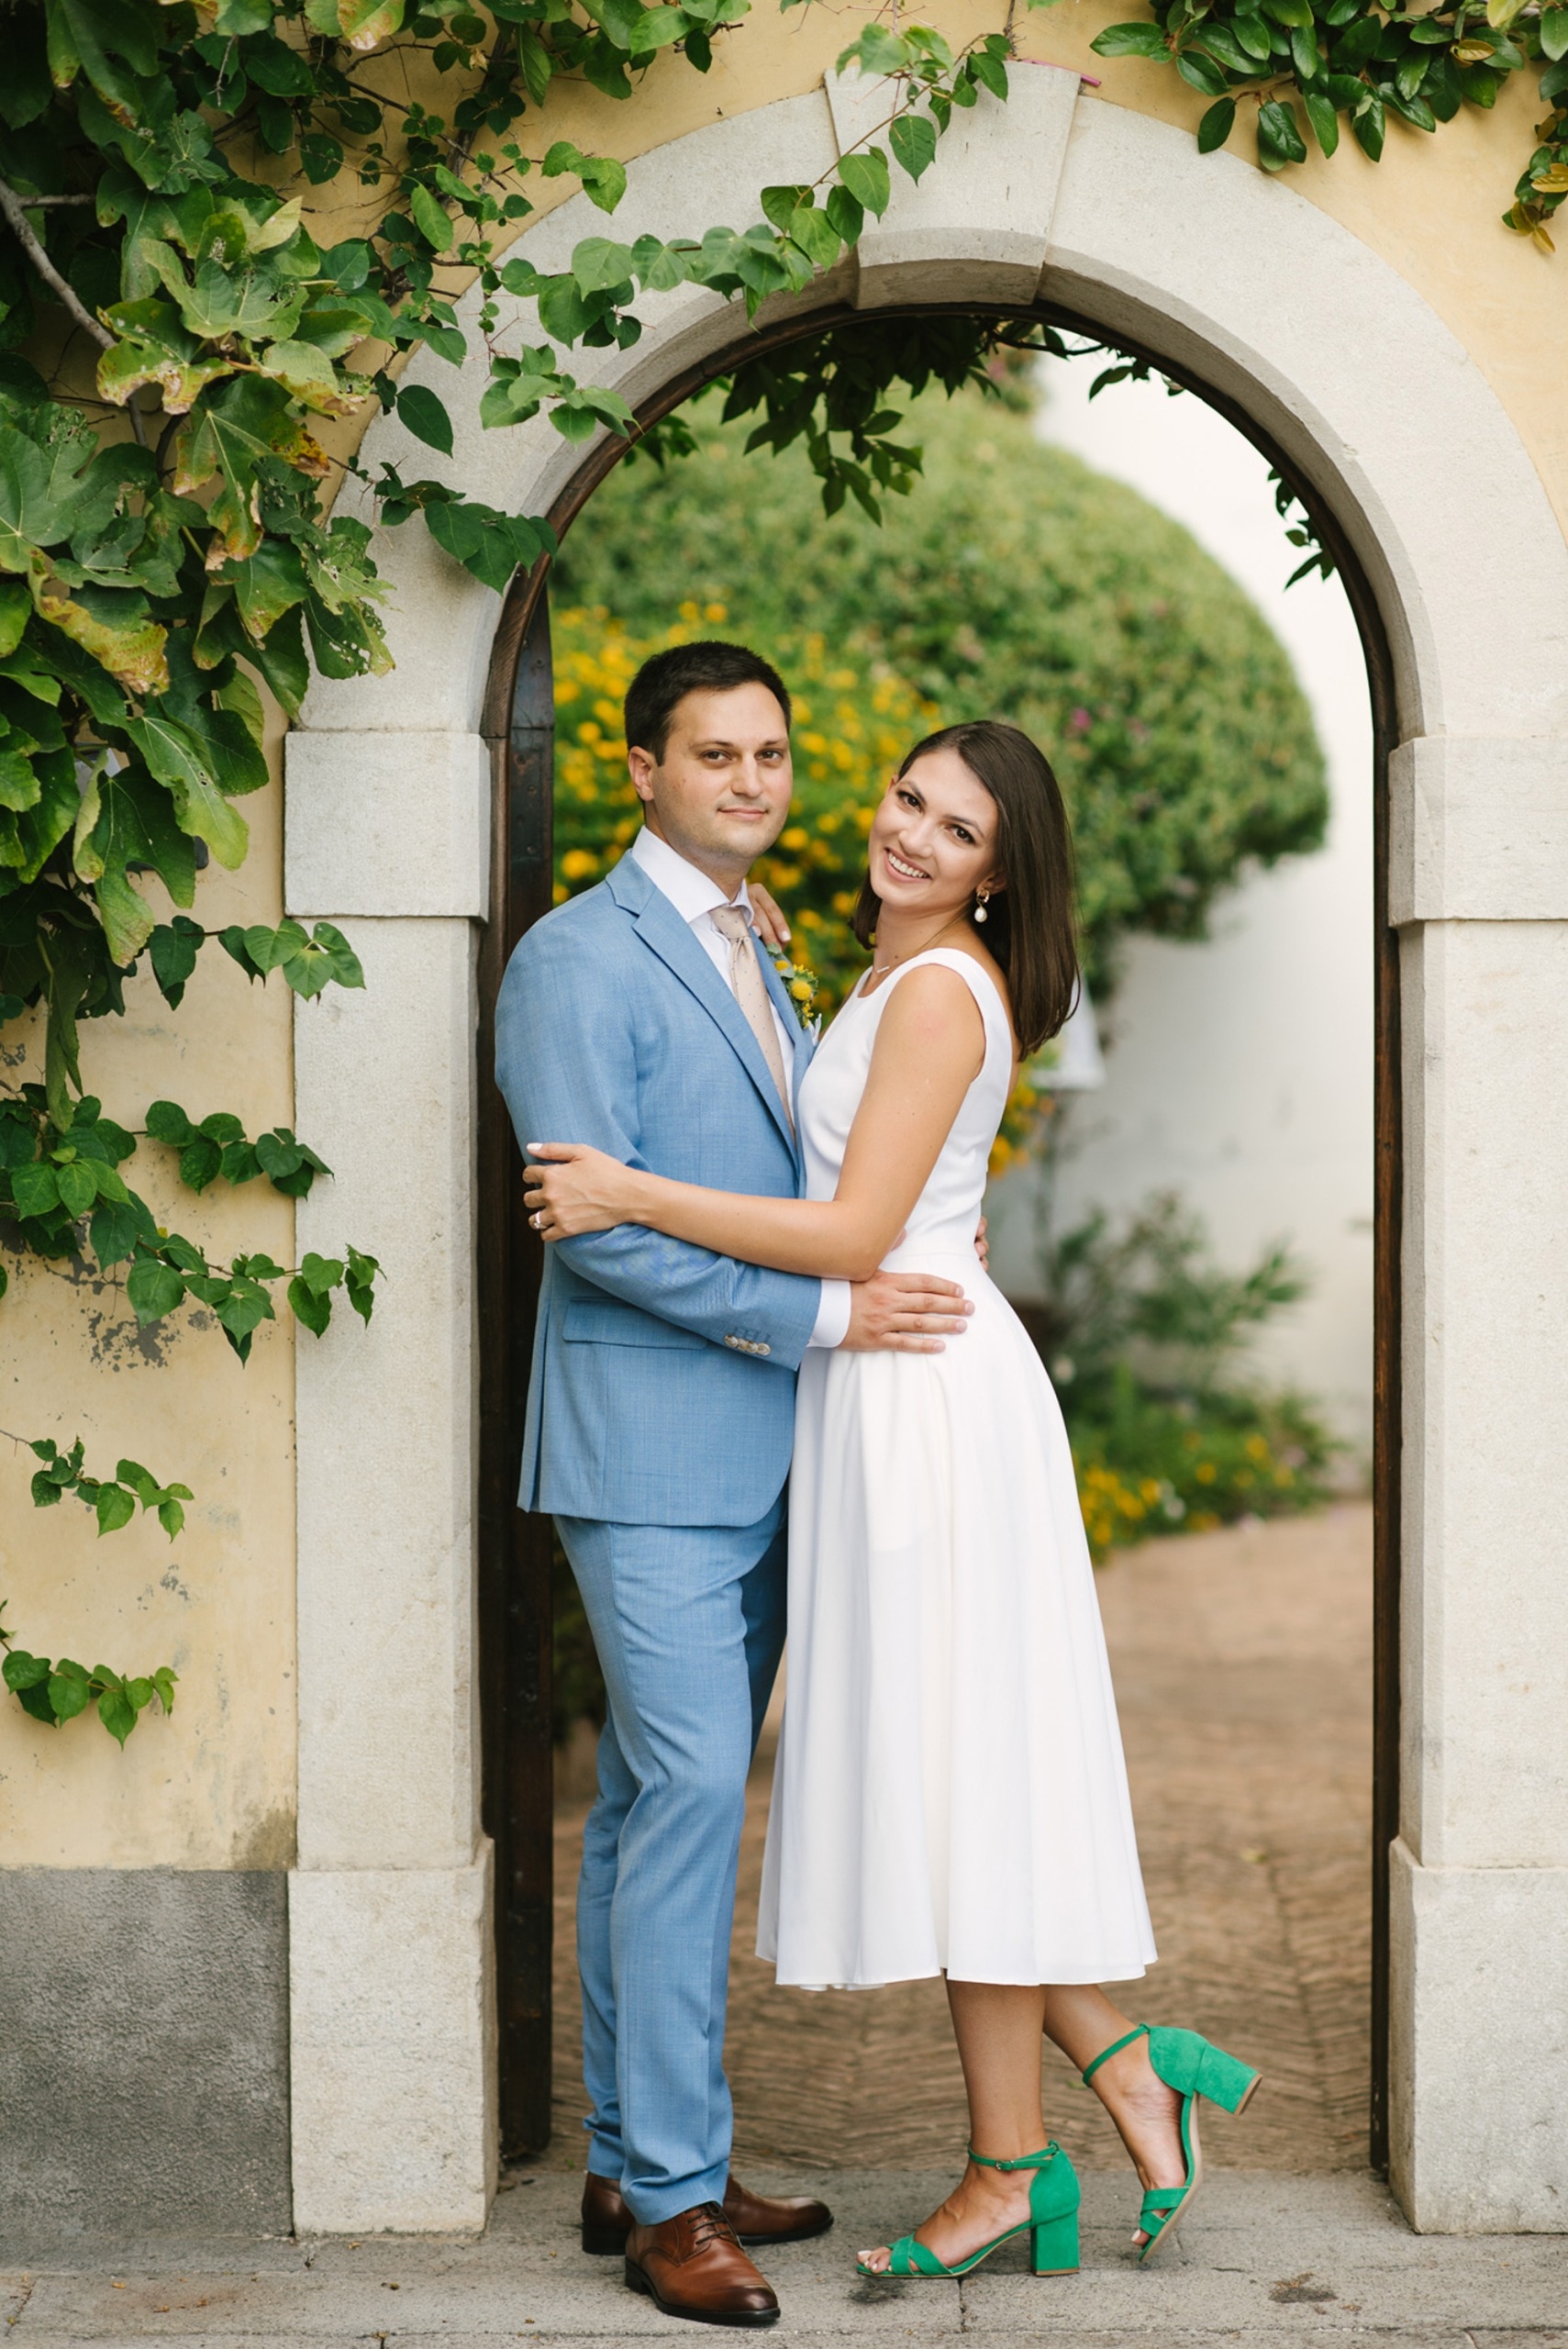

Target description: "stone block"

left=1397, top=919, right=1568, bottom=1869
left=0, top=1869, right=289, bottom=2243
left=1389, top=738, right=1568, bottom=924
left=294, top=917, right=481, bottom=1873
left=284, top=731, right=491, bottom=920
left=288, top=1852, right=496, bottom=2234
left=1389, top=1838, right=1568, bottom=2232
left=827, top=63, right=1078, bottom=307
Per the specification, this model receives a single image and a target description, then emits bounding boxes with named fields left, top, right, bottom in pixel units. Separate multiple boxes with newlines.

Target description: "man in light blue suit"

left=495, top=641, right=971, bottom=2327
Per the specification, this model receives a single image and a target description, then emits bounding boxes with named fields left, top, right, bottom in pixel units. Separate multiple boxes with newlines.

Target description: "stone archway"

left=282, top=75, right=1568, bottom=2239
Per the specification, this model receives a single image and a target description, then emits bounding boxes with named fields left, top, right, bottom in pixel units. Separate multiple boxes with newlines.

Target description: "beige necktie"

left=709, top=903, right=794, bottom=1130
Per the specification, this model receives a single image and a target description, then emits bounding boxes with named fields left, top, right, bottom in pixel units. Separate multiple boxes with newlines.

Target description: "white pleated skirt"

left=757, top=1254, right=1157, bottom=1990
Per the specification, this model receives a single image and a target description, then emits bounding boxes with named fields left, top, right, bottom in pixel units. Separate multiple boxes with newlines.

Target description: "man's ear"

left=628, top=745, right=657, bottom=804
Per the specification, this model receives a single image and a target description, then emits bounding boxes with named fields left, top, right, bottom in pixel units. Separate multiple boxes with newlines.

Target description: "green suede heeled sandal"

left=1081, top=2024, right=1261, bottom=2265
left=856, top=2142, right=1080, bottom=2280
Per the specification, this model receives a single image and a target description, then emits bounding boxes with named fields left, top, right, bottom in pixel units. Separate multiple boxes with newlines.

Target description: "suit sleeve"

left=495, top=914, right=823, bottom=1372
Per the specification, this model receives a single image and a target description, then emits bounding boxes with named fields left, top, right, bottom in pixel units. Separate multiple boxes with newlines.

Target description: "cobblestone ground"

left=549, top=1502, right=1373, bottom=2179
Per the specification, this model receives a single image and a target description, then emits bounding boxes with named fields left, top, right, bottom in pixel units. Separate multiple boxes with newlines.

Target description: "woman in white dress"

left=525, top=721, right=1260, bottom=2279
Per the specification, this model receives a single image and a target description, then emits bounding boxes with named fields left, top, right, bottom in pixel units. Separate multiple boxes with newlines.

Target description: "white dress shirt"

left=629, top=825, right=851, bottom=1351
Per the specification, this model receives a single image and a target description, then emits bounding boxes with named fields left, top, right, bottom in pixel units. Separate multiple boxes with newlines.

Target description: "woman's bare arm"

left=526, top=964, right=986, bottom=1282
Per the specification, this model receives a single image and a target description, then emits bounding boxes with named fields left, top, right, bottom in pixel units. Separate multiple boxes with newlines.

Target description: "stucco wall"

left=1, top=756, right=298, bottom=1874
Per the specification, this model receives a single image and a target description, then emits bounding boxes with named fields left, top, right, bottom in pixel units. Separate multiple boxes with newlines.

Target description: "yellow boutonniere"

left=772, top=953, right=820, bottom=1032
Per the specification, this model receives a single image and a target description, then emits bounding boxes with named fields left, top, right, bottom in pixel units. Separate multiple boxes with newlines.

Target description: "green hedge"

left=553, top=384, right=1329, bottom=992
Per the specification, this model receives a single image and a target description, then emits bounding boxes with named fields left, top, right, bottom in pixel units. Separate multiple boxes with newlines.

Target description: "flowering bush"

left=1070, top=1379, right=1338, bottom=1560
left=553, top=601, right=929, bottom=1007
left=1018, top=1193, right=1340, bottom=1560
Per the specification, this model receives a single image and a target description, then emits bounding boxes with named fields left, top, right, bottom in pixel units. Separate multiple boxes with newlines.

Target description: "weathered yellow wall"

left=304, top=0, right=1568, bottom=524
left=0, top=741, right=298, bottom=1869
left=6, top=1, right=1560, bottom=1868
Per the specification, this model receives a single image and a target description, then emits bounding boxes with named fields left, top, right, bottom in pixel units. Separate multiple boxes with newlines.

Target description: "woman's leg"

left=1040, top=1985, right=1186, bottom=2243
left=858, top=1981, right=1049, bottom=2273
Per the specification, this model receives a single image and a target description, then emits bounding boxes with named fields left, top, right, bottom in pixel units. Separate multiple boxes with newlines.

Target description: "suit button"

left=756, top=1344, right=771, bottom=1358
left=724, top=1335, right=740, bottom=1349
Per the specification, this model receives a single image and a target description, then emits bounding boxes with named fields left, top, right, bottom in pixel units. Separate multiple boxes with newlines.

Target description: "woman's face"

left=867, top=746, right=1002, bottom=924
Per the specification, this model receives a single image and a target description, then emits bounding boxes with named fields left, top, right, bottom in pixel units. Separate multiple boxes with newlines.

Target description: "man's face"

left=628, top=682, right=793, bottom=887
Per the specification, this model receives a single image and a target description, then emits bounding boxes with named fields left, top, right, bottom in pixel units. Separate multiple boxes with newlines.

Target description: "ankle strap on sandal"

left=1081, top=2023, right=1150, bottom=2087
left=967, top=2142, right=1060, bottom=2171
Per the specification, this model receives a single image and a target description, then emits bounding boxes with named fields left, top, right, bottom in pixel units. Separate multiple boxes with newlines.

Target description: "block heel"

left=1081, top=2022, right=1261, bottom=2264
left=857, top=2143, right=1080, bottom=2280
left=1030, top=2206, right=1080, bottom=2276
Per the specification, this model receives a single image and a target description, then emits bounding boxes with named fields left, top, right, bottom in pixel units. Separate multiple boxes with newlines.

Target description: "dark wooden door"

left=477, top=577, right=557, bottom=2159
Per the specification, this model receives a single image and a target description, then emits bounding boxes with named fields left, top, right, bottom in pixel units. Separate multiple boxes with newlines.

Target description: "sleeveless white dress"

left=757, top=950, right=1157, bottom=1988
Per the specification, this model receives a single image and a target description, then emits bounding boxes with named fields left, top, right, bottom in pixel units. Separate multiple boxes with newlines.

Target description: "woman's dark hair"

left=851, top=719, right=1079, bottom=1056
left=624, top=639, right=791, bottom=762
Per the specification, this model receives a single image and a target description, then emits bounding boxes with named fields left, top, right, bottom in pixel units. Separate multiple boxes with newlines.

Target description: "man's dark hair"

left=624, top=640, right=791, bottom=763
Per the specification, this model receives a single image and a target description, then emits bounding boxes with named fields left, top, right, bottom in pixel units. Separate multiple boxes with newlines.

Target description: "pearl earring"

left=973, top=890, right=990, bottom=924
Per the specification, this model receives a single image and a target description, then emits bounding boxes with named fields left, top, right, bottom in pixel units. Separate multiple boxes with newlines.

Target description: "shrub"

left=1015, top=1193, right=1340, bottom=1559
left=552, top=384, right=1329, bottom=995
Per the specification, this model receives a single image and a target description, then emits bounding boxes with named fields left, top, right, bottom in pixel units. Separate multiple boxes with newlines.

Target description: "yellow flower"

left=788, top=977, right=813, bottom=1003
left=561, top=849, right=600, bottom=881
left=1194, top=1462, right=1218, bottom=1485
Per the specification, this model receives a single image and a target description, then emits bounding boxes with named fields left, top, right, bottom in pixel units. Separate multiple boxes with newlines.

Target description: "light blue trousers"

left=555, top=1497, right=787, bottom=2224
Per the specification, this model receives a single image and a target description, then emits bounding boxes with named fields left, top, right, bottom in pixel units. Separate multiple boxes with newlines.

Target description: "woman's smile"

left=884, top=846, right=932, bottom=882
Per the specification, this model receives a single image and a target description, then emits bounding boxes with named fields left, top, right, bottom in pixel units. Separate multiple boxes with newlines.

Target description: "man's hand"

left=975, top=1213, right=988, bottom=1271
left=842, top=1269, right=973, bottom=1353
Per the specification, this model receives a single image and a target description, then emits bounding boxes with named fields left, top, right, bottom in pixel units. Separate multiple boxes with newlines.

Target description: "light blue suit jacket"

left=494, top=852, right=823, bottom=1528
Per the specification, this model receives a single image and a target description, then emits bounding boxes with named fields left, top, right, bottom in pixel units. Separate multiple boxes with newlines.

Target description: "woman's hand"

left=523, top=1142, right=642, bottom=1239
left=748, top=880, right=791, bottom=952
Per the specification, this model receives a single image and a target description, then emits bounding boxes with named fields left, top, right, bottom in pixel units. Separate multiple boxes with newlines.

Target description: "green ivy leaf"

left=1198, top=95, right=1237, bottom=151
left=48, top=1658, right=92, bottom=1721
left=89, top=1196, right=145, bottom=1267
left=838, top=147, right=892, bottom=218
left=1305, top=89, right=1340, bottom=154
left=1541, top=6, right=1568, bottom=59
left=889, top=112, right=938, bottom=184
left=126, top=1257, right=185, bottom=1323
left=288, top=1272, right=333, bottom=1334
left=98, top=1682, right=139, bottom=1744
left=409, top=182, right=454, bottom=253
left=95, top=1481, right=136, bottom=1536
left=11, top=1160, right=60, bottom=1219
left=54, top=1158, right=96, bottom=1218
left=1257, top=96, right=1309, bottom=167
left=1090, top=21, right=1170, bottom=57
left=396, top=384, right=454, bottom=455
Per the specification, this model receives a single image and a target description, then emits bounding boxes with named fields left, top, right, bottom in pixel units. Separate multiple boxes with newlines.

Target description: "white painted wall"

left=986, top=357, right=1375, bottom=1448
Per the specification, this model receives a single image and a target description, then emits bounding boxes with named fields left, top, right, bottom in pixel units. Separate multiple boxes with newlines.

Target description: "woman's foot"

left=857, top=2158, right=1032, bottom=2275
left=1085, top=2036, right=1188, bottom=2246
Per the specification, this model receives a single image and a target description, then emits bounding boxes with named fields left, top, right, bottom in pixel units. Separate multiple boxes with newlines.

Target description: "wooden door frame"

left=475, top=297, right=1401, bottom=2166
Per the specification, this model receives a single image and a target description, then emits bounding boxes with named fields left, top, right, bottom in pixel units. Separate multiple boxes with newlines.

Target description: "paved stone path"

left=6, top=1506, right=1567, bottom=2342
left=550, top=1504, right=1374, bottom=2176
left=6, top=2169, right=1565, bottom=2343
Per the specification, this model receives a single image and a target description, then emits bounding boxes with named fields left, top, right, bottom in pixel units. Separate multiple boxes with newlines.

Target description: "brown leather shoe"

left=582, top=2168, right=832, bottom=2254
left=624, top=2201, right=779, bottom=2327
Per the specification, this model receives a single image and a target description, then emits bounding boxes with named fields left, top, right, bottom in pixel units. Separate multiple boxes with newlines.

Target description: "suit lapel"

left=608, top=856, right=797, bottom=1152
left=757, top=945, right=814, bottom=1174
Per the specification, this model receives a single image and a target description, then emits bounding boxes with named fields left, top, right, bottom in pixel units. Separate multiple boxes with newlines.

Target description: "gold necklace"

left=872, top=916, right=968, bottom=976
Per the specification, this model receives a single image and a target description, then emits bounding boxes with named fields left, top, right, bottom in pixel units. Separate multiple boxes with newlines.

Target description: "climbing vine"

left=1090, top=0, right=1568, bottom=250
left=0, top=0, right=1544, bottom=1742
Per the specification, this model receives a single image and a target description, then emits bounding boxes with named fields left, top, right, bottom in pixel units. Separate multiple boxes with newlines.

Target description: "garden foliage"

left=1022, top=1193, right=1339, bottom=1558
left=551, top=386, right=1330, bottom=1000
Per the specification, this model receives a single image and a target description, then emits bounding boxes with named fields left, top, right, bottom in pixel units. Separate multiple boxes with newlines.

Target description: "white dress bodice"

left=799, top=948, right=1013, bottom=1273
